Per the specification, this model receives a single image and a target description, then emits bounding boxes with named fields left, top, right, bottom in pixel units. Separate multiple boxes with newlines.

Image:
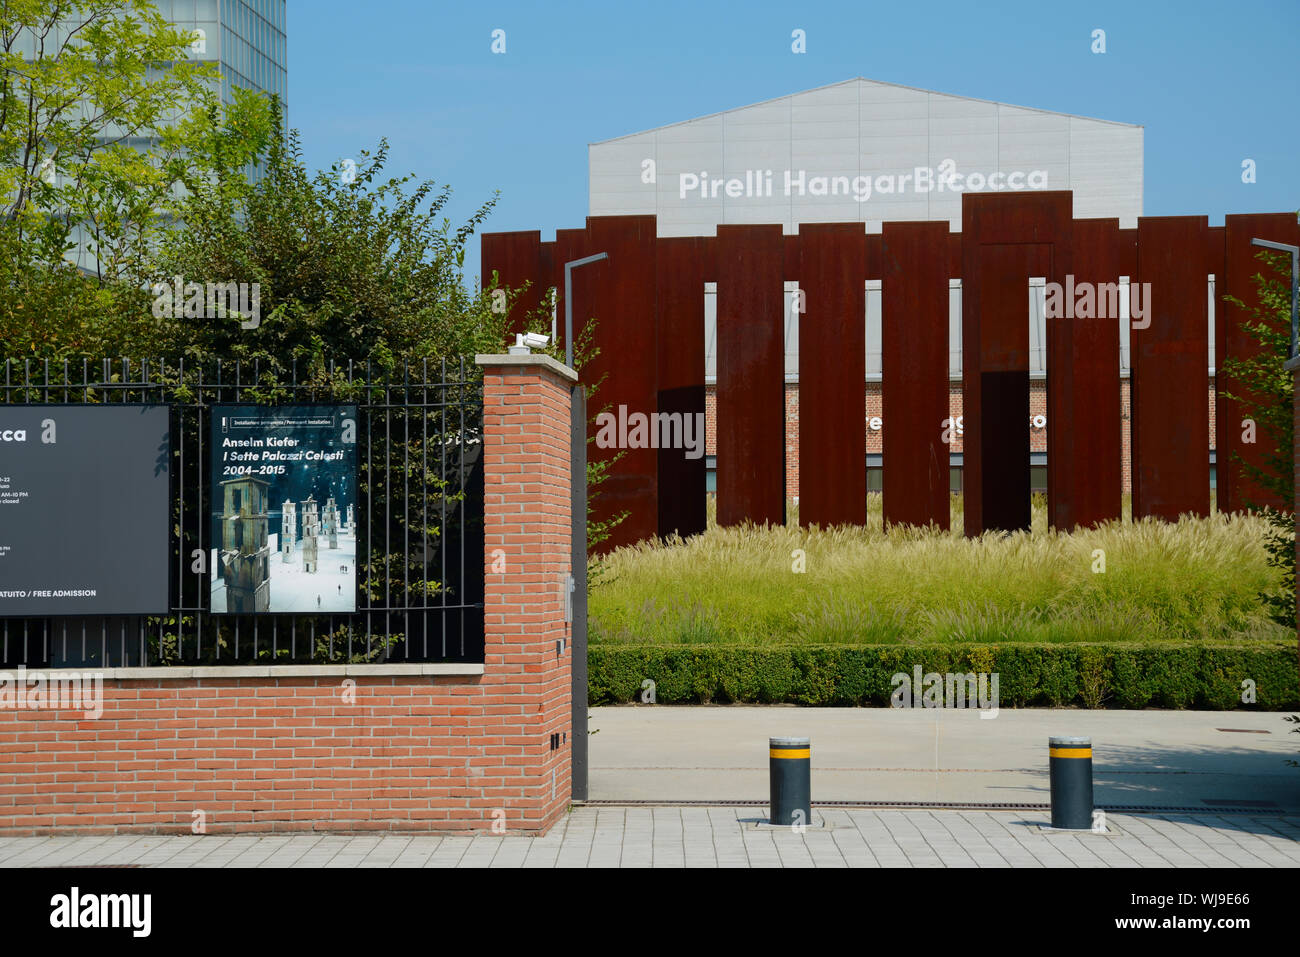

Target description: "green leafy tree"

left=150, top=121, right=508, bottom=371
left=0, top=0, right=272, bottom=356
left=1219, top=250, right=1296, bottom=629
left=142, top=120, right=516, bottom=663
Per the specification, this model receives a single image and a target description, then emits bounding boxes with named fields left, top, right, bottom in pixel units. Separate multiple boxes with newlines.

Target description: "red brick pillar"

left=477, top=352, right=577, bottom=833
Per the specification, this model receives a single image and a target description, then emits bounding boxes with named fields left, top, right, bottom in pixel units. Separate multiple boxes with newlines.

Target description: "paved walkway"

left=3, top=807, right=1299, bottom=867
left=589, top=707, right=1300, bottom=809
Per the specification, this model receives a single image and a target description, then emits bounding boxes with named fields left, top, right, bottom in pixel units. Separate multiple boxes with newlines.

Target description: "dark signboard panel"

left=0, top=406, right=170, bottom=616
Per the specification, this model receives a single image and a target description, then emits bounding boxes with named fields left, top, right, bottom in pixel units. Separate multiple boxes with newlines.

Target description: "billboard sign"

left=0, top=405, right=171, bottom=616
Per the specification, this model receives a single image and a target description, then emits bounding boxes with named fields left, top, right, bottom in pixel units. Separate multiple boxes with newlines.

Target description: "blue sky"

left=287, top=0, right=1299, bottom=286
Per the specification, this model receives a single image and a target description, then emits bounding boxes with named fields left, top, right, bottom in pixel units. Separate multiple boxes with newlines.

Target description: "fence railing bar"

left=462, top=356, right=473, bottom=660
left=401, top=359, right=409, bottom=662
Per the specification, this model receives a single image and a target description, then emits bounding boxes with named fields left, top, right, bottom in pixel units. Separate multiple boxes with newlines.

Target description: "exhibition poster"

left=210, top=405, right=358, bottom=614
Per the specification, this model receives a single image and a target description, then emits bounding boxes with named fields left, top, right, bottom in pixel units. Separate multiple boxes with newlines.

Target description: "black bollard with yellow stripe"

left=769, top=736, right=811, bottom=826
left=1048, top=735, right=1093, bottom=829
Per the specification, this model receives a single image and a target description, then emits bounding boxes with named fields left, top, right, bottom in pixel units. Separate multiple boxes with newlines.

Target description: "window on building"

left=1030, top=465, right=1048, bottom=495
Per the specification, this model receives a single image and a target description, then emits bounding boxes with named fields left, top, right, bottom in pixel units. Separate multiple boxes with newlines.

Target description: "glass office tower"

left=63, top=0, right=288, bottom=272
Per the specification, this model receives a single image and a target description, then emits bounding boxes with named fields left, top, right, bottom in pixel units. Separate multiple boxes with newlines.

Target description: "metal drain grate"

left=576, top=799, right=1295, bottom=815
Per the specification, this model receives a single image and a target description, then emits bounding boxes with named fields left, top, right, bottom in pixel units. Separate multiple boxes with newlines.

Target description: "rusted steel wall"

left=1219, top=213, right=1300, bottom=512
left=1132, top=216, right=1210, bottom=520
left=962, top=191, right=1072, bottom=536
left=1053, top=218, right=1123, bottom=529
left=558, top=216, right=660, bottom=551
left=797, top=223, right=866, bottom=528
left=481, top=230, right=550, bottom=340
left=716, top=224, right=786, bottom=527
left=656, top=236, right=713, bottom=539
left=484, top=202, right=1296, bottom=548
left=881, top=220, right=950, bottom=529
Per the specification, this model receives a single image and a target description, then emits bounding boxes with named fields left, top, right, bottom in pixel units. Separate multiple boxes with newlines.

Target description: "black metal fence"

left=0, top=357, right=484, bottom=667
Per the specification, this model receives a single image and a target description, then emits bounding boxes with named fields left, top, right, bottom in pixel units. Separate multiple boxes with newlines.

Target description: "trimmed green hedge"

left=588, top=643, right=1300, bottom=710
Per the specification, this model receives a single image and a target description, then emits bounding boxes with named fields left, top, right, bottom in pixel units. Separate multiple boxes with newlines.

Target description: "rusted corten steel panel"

left=1219, top=213, right=1300, bottom=512
left=560, top=216, right=660, bottom=551
left=716, top=224, right=786, bottom=527
left=881, top=220, right=950, bottom=530
left=481, top=230, right=548, bottom=341
left=1055, top=218, right=1123, bottom=529
left=1132, top=216, right=1210, bottom=521
left=962, top=191, right=1073, bottom=536
left=798, top=223, right=867, bottom=528
left=656, top=235, right=714, bottom=539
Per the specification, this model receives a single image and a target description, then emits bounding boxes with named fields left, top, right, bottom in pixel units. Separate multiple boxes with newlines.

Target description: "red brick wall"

left=0, top=359, right=574, bottom=836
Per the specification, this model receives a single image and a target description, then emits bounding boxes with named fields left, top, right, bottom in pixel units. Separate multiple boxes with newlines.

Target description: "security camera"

left=509, top=332, right=551, bottom=355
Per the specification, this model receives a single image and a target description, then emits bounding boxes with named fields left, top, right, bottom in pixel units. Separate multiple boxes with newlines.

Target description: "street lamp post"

left=563, top=252, right=608, bottom=368
left=1250, top=238, right=1300, bottom=359
left=560, top=251, right=605, bottom=803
